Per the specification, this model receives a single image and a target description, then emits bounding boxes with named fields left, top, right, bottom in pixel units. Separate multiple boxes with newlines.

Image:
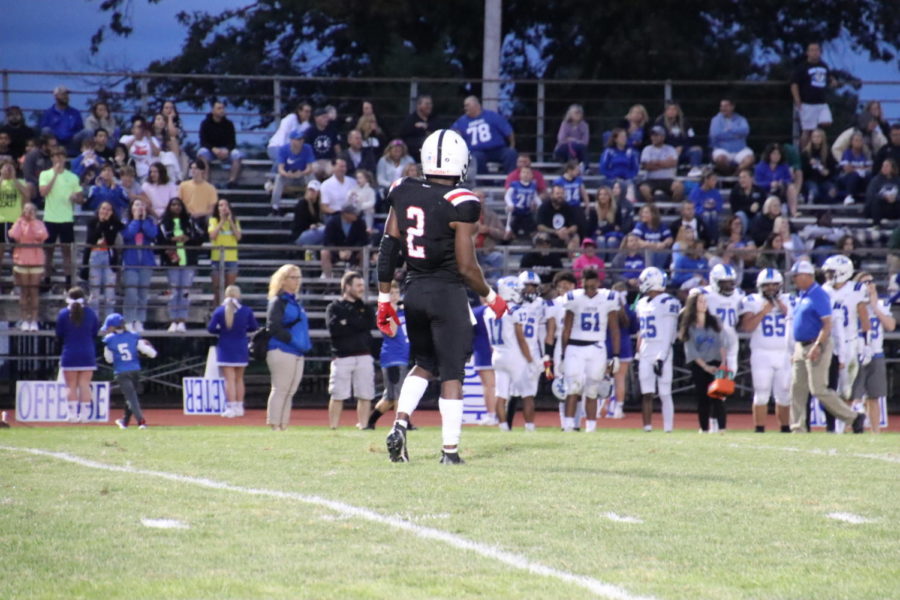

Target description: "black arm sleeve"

left=377, top=234, right=402, bottom=284
left=267, top=297, right=292, bottom=343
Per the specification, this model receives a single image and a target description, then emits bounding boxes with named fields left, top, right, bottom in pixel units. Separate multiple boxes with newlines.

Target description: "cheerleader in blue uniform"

left=55, top=287, right=100, bottom=423
left=208, top=284, right=259, bottom=418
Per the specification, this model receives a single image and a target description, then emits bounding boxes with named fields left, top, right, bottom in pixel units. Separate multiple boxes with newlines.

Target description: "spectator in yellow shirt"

left=208, top=198, right=241, bottom=305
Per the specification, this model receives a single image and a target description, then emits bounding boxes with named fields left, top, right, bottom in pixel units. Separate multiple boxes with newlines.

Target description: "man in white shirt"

left=266, top=101, right=312, bottom=163
left=319, top=158, right=355, bottom=216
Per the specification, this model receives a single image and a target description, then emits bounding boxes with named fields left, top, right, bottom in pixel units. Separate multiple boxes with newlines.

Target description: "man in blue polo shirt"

left=452, top=96, right=518, bottom=175
left=788, top=260, right=865, bottom=433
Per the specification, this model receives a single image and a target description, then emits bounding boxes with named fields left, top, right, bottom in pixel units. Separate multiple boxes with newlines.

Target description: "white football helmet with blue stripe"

left=517, top=270, right=541, bottom=302
left=756, top=267, right=784, bottom=294
left=822, top=254, right=854, bottom=285
left=638, top=266, right=666, bottom=293
left=710, top=264, right=737, bottom=296
left=497, top=275, right=521, bottom=304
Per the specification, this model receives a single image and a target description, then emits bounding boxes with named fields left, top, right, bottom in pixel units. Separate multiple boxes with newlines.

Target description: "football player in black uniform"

left=376, top=129, right=508, bottom=464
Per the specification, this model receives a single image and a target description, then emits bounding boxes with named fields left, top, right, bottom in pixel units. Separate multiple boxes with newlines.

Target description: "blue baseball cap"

left=289, top=130, right=303, bottom=140
left=103, top=313, right=125, bottom=330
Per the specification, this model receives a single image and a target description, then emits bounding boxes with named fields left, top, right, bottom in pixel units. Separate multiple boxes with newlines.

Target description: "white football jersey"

left=702, top=285, right=744, bottom=332
left=564, top=288, right=620, bottom=343
left=485, top=303, right=523, bottom=356
left=549, top=290, right=584, bottom=343
left=861, top=299, right=890, bottom=356
left=636, top=292, right=681, bottom=358
left=739, top=292, right=792, bottom=353
left=824, top=281, right=869, bottom=348
left=516, top=297, right=546, bottom=358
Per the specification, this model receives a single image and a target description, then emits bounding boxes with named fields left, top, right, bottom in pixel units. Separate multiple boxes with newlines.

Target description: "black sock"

left=367, top=409, right=382, bottom=428
left=506, top=397, right=519, bottom=429
left=780, top=425, right=791, bottom=433
left=755, top=425, right=765, bottom=433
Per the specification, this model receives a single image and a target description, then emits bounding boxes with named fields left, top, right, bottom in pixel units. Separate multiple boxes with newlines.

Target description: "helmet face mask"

left=717, top=280, right=736, bottom=296
left=516, top=271, right=541, bottom=302
left=521, top=284, right=539, bottom=303
left=709, top=264, right=737, bottom=296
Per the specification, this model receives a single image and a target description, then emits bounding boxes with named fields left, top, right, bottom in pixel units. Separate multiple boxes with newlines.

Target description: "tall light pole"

left=482, top=0, right=501, bottom=111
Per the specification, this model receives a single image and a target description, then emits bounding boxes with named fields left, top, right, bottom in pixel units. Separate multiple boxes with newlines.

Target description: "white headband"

left=224, top=297, right=241, bottom=309
left=66, top=298, right=85, bottom=308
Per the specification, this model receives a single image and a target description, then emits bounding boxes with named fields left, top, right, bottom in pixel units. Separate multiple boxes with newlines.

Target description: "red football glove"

left=376, top=293, right=400, bottom=337
left=485, top=289, right=508, bottom=319
left=542, top=355, right=554, bottom=380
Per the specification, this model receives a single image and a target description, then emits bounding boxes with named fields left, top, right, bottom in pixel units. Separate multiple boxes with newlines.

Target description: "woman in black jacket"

left=82, top=201, right=123, bottom=321
left=157, top=197, right=205, bottom=332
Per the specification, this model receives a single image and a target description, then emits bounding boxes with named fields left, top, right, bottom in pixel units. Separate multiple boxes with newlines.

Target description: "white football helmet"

left=497, top=275, right=521, bottom=304
left=638, top=267, right=666, bottom=293
left=822, top=254, right=854, bottom=285
left=517, top=270, right=541, bottom=302
left=756, top=268, right=784, bottom=294
left=709, top=264, right=737, bottom=296
left=420, top=129, right=469, bottom=180
left=551, top=377, right=567, bottom=401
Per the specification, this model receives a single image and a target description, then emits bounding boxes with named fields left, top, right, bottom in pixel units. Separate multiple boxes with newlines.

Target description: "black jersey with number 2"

left=388, top=177, right=481, bottom=283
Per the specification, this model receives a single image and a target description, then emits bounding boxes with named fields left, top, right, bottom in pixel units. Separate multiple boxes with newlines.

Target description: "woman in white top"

left=119, top=116, right=160, bottom=181
left=347, top=169, right=377, bottom=231
left=141, top=162, right=179, bottom=221
left=375, top=139, right=415, bottom=192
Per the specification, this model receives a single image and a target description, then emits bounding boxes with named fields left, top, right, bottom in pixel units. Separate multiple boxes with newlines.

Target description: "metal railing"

left=4, top=69, right=899, bottom=162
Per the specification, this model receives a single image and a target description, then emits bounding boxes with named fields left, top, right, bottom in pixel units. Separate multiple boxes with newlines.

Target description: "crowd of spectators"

left=1, top=41, right=898, bottom=335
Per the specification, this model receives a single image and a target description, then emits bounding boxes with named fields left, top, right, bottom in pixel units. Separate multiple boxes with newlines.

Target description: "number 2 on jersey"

left=406, top=206, right=425, bottom=259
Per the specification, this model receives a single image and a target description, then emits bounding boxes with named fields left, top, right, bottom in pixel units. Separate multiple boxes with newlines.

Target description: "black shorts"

left=45, top=222, right=75, bottom=244
left=403, top=278, right=473, bottom=382
left=0, top=222, right=11, bottom=243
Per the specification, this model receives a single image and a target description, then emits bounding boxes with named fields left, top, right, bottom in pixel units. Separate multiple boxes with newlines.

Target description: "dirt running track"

left=6, top=409, right=897, bottom=432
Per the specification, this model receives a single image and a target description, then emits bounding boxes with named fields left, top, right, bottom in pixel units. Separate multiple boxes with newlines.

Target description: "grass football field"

left=1, top=425, right=897, bottom=600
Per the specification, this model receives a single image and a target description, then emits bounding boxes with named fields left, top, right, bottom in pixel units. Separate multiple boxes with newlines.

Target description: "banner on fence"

left=15, top=381, right=110, bottom=423
left=182, top=377, right=227, bottom=415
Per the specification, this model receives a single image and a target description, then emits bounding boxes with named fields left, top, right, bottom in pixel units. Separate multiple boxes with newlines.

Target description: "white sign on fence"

left=15, top=381, right=110, bottom=423
left=182, top=377, right=227, bottom=415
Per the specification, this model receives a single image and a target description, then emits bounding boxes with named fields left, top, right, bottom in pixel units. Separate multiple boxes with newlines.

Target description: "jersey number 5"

left=117, top=343, right=133, bottom=361
left=406, top=206, right=425, bottom=259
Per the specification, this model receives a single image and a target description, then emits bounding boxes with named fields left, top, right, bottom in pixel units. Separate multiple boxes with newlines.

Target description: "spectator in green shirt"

left=38, top=148, right=84, bottom=289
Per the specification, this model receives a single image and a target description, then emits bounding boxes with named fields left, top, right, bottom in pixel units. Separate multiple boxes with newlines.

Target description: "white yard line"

left=727, top=443, right=900, bottom=464
left=0, top=445, right=656, bottom=600
left=601, top=512, right=643, bottom=524
left=825, top=512, right=875, bottom=524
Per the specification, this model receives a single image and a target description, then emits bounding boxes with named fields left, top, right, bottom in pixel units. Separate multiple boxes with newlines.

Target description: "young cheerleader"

left=55, top=288, right=100, bottom=422
left=207, top=284, right=259, bottom=418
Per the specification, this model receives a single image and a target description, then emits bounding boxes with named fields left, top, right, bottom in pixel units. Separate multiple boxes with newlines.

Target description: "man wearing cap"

left=270, top=130, right=315, bottom=214
left=572, top=237, right=606, bottom=285
left=305, top=107, right=342, bottom=178
left=1, top=106, right=36, bottom=160
left=639, top=126, right=684, bottom=202
left=39, top=87, right=84, bottom=156
left=321, top=202, right=368, bottom=279
left=788, top=260, right=866, bottom=433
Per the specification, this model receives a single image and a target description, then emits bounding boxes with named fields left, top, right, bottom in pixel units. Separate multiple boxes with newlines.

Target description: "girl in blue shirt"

left=55, top=287, right=100, bottom=422
left=838, top=131, right=873, bottom=203
left=208, top=285, right=259, bottom=418
left=754, top=144, right=796, bottom=212
left=599, top=129, right=639, bottom=182
left=121, top=199, right=158, bottom=332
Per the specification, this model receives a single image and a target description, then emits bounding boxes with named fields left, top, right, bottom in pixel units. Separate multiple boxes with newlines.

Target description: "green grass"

left=1, top=426, right=898, bottom=600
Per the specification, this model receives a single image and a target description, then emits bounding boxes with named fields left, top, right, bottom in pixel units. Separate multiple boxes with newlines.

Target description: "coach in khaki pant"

left=326, top=271, right=376, bottom=429
left=788, top=260, right=865, bottom=433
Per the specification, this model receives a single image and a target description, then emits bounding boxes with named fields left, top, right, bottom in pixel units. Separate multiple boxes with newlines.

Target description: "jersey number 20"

left=406, top=206, right=425, bottom=259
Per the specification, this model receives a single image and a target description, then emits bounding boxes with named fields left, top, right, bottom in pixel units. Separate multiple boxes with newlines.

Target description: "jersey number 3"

left=406, top=206, right=425, bottom=259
